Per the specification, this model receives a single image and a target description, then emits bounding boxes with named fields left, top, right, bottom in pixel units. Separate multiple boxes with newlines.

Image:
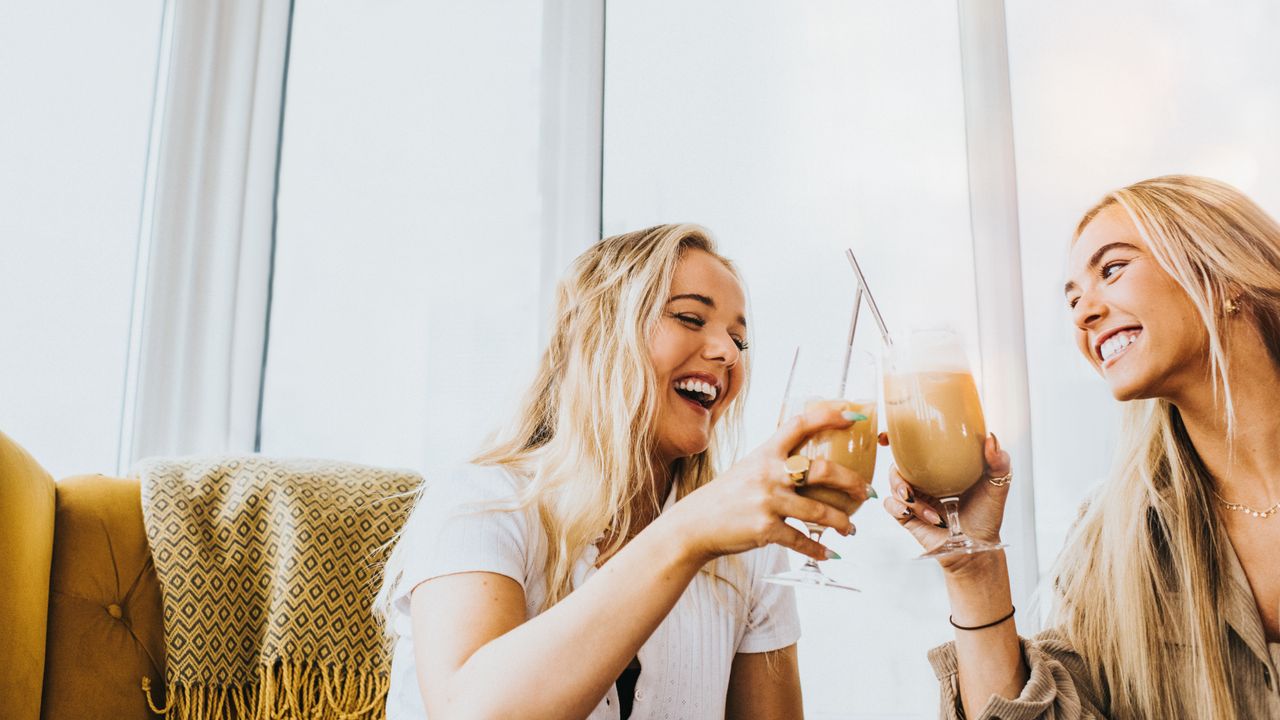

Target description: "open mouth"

left=673, top=375, right=720, bottom=411
left=1097, top=326, right=1142, bottom=366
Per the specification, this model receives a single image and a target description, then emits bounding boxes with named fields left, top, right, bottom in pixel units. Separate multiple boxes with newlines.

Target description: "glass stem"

left=942, top=498, right=965, bottom=545
left=803, top=526, right=824, bottom=569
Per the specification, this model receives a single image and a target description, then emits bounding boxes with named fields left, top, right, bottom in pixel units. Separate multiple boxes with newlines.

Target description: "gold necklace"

left=1213, top=491, right=1280, bottom=519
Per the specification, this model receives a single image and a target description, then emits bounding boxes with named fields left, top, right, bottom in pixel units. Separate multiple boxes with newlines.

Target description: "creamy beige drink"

left=884, top=370, right=985, bottom=498
left=799, top=399, right=877, bottom=515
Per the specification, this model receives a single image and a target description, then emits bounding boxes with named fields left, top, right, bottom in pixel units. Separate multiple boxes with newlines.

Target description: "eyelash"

left=670, top=312, right=749, bottom=351
left=1100, top=260, right=1126, bottom=279
left=1068, top=260, right=1129, bottom=309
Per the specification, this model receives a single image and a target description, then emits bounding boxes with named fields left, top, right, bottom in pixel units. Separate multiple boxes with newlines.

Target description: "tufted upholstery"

left=42, top=474, right=165, bottom=720
left=1, top=430, right=411, bottom=720
left=0, top=431, right=167, bottom=720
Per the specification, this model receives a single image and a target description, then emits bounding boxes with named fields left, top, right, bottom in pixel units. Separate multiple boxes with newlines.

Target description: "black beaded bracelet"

left=949, top=606, right=1016, bottom=631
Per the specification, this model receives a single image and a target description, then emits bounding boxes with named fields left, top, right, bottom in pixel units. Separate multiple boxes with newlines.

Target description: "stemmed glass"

left=882, top=328, right=1006, bottom=559
left=765, top=348, right=879, bottom=592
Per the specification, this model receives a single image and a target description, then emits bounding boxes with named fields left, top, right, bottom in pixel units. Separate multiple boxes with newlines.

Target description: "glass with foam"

left=883, top=328, right=1006, bottom=559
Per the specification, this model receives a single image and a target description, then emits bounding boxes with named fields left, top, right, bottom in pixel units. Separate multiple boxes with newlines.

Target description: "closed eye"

left=671, top=312, right=705, bottom=328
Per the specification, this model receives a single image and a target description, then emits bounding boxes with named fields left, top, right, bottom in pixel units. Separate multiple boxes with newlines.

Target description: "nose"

left=702, top=329, right=741, bottom=368
left=1072, top=287, right=1107, bottom=331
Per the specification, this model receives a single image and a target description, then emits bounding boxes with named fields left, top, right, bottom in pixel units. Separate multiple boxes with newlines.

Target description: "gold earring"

left=1225, top=298, right=1240, bottom=315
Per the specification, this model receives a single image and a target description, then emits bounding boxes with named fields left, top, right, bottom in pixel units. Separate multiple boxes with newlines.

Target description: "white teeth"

left=1100, top=330, right=1141, bottom=362
left=675, top=378, right=718, bottom=402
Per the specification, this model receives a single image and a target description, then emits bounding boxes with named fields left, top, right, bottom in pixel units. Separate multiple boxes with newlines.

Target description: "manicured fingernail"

left=991, top=432, right=1000, bottom=451
left=841, top=410, right=868, bottom=422
left=866, top=484, right=879, bottom=499
left=899, top=506, right=912, bottom=519
left=847, top=523, right=857, bottom=536
left=824, top=548, right=842, bottom=560
left=897, top=486, right=914, bottom=503
left=934, top=518, right=949, bottom=529
left=923, top=508, right=943, bottom=526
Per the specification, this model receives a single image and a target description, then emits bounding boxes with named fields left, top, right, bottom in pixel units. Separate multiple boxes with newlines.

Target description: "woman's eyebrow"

left=1063, top=241, right=1140, bottom=296
left=668, top=293, right=747, bottom=328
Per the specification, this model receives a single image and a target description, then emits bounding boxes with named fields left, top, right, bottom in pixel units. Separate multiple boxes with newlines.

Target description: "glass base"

left=764, top=566, right=860, bottom=592
left=915, top=537, right=1007, bottom=561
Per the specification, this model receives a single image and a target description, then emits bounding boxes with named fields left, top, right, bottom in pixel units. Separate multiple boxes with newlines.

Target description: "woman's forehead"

left=673, top=252, right=743, bottom=297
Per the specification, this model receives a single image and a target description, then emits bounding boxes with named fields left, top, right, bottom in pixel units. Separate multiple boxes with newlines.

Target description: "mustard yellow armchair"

left=2, top=431, right=165, bottom=720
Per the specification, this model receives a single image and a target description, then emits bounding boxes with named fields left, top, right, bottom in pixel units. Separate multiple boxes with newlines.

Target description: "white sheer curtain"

left=121, top=0, right=292, bottom=468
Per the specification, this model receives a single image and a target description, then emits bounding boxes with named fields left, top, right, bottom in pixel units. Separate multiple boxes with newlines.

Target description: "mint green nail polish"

left=867, top=485, right=879, bottom=499
left=841, top=411, right=868, bottom=422
left=824, top=549, right=842, bottom=560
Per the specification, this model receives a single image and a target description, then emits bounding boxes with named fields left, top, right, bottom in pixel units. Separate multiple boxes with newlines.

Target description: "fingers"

left=769, top=405, right=854, bottom=456
left=882, top=497, right=945, bottom=548
left=771, top=523, right=835, bottom=561
left=774, top=492, right=855, bottom=535
left=887, top=466, right=945, bottom=528
left=985, top=433, right=1011, bottom=477
left=803, top=459, right=871, bottom=502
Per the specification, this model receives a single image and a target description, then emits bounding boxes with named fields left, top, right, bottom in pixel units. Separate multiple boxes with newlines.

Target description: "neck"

left=1172, top=325, right=1280, bottom=505
left=598, top=459, right=673, bottom=560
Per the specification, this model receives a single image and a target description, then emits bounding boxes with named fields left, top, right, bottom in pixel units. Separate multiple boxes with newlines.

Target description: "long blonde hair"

left=1051, top=175, right=1280, bottom=718
left=378, top=224, right=749, bottom=622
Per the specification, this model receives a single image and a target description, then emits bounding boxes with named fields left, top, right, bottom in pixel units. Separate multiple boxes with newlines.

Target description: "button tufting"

left=107, top=603, right=123, bottom=619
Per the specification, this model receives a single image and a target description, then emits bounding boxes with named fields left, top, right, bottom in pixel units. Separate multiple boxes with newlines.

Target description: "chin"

left=1104, top=371, right=1164, bottom=402
left=660, top=433, right=711, bottom=462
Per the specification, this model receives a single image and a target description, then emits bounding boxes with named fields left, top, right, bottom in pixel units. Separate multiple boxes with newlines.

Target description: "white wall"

left=0, top=1, right=164, bottom=478
left=603, top=3, right=978, bottom=716
left=258, top=1, right=572, bottom=480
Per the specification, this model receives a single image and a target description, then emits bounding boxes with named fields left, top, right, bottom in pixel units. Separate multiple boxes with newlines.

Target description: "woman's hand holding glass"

left=665, top=403, right=871, bottom=566
left=883, top=433, right=1012, bottom=572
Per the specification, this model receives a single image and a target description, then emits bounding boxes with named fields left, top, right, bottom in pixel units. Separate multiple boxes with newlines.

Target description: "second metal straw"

left=844, top=248, right=892, bottom=347
left=836, top=284, right=863, bottom=399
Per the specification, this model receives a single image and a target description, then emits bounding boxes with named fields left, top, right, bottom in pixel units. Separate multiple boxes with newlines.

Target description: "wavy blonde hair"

left=1051, top=175, right=1280, bottom=718
left=377, top=224, right=749, bottom=623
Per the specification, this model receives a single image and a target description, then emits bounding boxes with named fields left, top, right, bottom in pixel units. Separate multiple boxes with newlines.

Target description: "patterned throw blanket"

left=137, top=456, right=421, bottom=720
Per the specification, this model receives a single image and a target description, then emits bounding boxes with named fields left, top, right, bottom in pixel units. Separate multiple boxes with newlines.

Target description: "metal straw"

left=836, top=284, right=863, bottom=398
left=777, top=346, right=800, bottom=427
left=844, top=248, right=892, bottom=347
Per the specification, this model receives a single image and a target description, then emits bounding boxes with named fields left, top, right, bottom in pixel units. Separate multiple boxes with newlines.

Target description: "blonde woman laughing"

left=378, top=225, right=869, bottom=719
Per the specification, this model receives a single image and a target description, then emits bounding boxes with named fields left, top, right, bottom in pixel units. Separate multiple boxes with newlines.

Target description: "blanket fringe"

left=142, top=662, right=390, bottom=720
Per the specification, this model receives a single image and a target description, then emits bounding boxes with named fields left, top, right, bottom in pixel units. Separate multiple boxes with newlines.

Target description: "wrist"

left=940, top=547, right=1007, bottom=583
left=651, top=506, right=714, bottom=568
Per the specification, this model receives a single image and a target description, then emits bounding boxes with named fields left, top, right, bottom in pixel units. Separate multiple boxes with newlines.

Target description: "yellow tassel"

left=142, top=675, right=174, bottom=715
left=140, top=663, right=389, bottom=720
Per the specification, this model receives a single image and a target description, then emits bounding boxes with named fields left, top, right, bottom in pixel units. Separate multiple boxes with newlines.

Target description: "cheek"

left=647, top=325, right=683, bottom=377
left=1074, top=329, right=1096, bottom=367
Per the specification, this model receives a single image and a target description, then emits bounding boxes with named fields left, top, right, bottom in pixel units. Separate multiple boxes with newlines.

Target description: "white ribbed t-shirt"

left=384, top=464, right=801, bottom=720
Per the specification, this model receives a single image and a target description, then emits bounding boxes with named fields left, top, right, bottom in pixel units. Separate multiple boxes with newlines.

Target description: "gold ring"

left=988, top=471, right=1012, bottom=488
left=784, top=455, right=810, bottom=487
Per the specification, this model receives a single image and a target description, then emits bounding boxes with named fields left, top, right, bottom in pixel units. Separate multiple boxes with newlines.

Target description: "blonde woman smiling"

left=378, top=225, right=869, bottom=719
left=888, top=176, right=1280, bottom=718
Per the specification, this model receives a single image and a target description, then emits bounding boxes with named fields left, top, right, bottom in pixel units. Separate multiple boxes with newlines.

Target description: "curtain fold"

left=125, top=0, right=292, bottom=465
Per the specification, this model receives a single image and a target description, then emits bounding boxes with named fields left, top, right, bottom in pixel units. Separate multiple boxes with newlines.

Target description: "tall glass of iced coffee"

left=765, top=349, right=879, bottom=592
left=883, top=328, right=1006, bottom=559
